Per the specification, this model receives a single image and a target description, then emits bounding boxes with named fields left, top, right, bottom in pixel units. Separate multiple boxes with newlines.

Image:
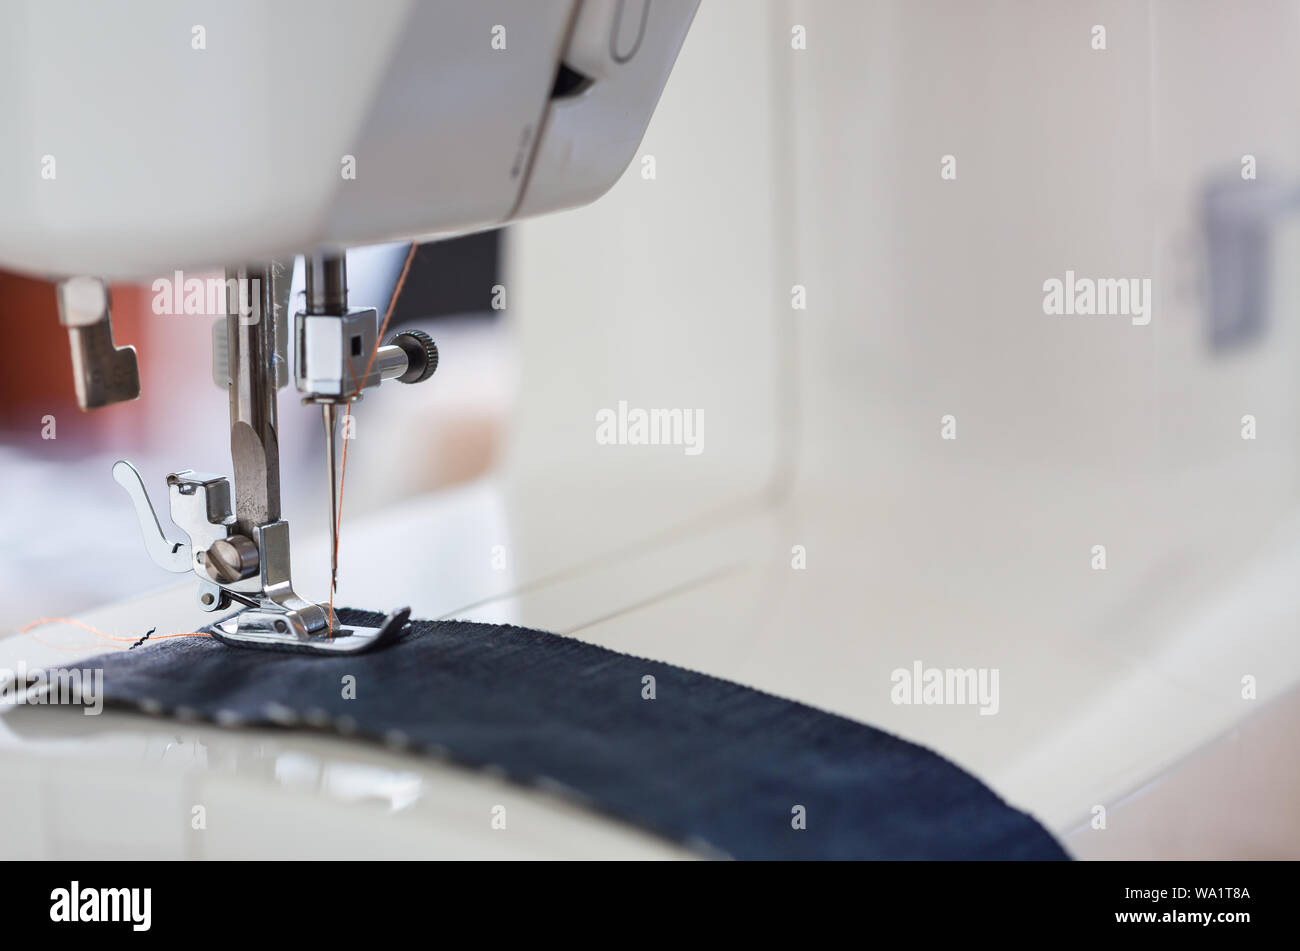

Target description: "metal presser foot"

left=210, top=607, right=412, bottom=654
left=103, top=252, right=436, bottom=656
left=113, top=460, right=411, bottom=654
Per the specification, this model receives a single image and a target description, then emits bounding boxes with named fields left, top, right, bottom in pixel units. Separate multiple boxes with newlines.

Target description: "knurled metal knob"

left=389, top=329, right=439, bottom=384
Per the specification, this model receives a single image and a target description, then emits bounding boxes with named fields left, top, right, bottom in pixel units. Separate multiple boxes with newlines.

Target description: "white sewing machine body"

left=3, top=0, right=1300, bottom=860
left=0, top=0, right=696, bottom=278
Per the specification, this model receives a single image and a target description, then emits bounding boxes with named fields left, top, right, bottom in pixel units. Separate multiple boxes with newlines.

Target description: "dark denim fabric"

left=68, top=608, right=1068, bottom=860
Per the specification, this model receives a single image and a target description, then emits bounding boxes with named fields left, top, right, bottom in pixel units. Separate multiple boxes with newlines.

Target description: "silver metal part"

left=209, top=262, right=352, bottom=647
left=270, top=258, right=292, bottom=386
left=57, top=277, right=140, bottom=410
left=322, top=402, right=340, bottom=593
left=213, top=285, right=289, bottom=393
left=220, top=521, right=329, bottom=631
left=296, top=306, right=382, bottom=397
left=213, top=605, right=411, bottom=654
left=113, top=252, right=428, bottom=656
left=114, top=463, right=242, bottom=580
left=112, top=460, right=191, bottom=573
left=212, top=522, right=412, bottom=653
left=110, top=455, right=389, bottom=649
left=299, top=252, right=359, bottom=598
left=298, top=252, right=378, bottom=399
left=197, top=580, right=230, bottom=612
left=211, top=318, right=229, bottom=389
left=165, top=470, right=236, bottom=575
left=305, top=252, right=348, bottom=315
left=375, top=343, right=412, bottom=380
left=227, top=265, right=282, bottom=535
left=204, top=536, right=259, bottom=584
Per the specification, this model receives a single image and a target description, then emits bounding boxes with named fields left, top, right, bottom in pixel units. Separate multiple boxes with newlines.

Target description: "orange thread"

left=20, top=616, right=135, bottom=642
left=14, top=617, right=210, bottom=652
left=327, top=241, right=419, bottom=633
left=327, top=409, right=351, bottom=634
left=351, top=242, right=418, bottom=400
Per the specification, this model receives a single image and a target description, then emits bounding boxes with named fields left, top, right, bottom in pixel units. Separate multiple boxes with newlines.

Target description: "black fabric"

left=66, top=608, right=1067, bottom=860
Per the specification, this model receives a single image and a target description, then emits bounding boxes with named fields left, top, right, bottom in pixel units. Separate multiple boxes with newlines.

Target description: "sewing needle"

left=322, top=402, right=339, bottom=593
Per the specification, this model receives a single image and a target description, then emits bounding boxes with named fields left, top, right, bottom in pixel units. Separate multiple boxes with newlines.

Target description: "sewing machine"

left=0, top=0, right=700, bottom=653
left=3, top=0, right=1300, bottom=862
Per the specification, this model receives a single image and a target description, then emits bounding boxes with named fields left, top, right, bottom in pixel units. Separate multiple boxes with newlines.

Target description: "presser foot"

left=210, top=605, right=411, bottom=655
left=113, top=459, right=410, bottom=655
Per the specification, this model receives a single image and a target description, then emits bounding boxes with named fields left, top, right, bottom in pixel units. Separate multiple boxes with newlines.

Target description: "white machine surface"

left=3, top=0, right=1300, bottom=860
left=0, top=0, right=698, bottom=276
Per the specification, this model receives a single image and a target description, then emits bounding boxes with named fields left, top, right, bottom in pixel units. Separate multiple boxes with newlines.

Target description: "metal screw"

left=205, top=535, right=259, bottom=584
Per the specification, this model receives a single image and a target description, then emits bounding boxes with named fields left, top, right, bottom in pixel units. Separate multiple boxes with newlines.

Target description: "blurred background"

left=2, top=0, right=1300, bottom=858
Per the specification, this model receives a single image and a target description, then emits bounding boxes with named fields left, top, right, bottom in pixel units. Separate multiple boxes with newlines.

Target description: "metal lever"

left=112, top=460, right=191, bottom=573
left=57, top=277, right=141, bottom=410
left=113, top=462, right=245, bottom=618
